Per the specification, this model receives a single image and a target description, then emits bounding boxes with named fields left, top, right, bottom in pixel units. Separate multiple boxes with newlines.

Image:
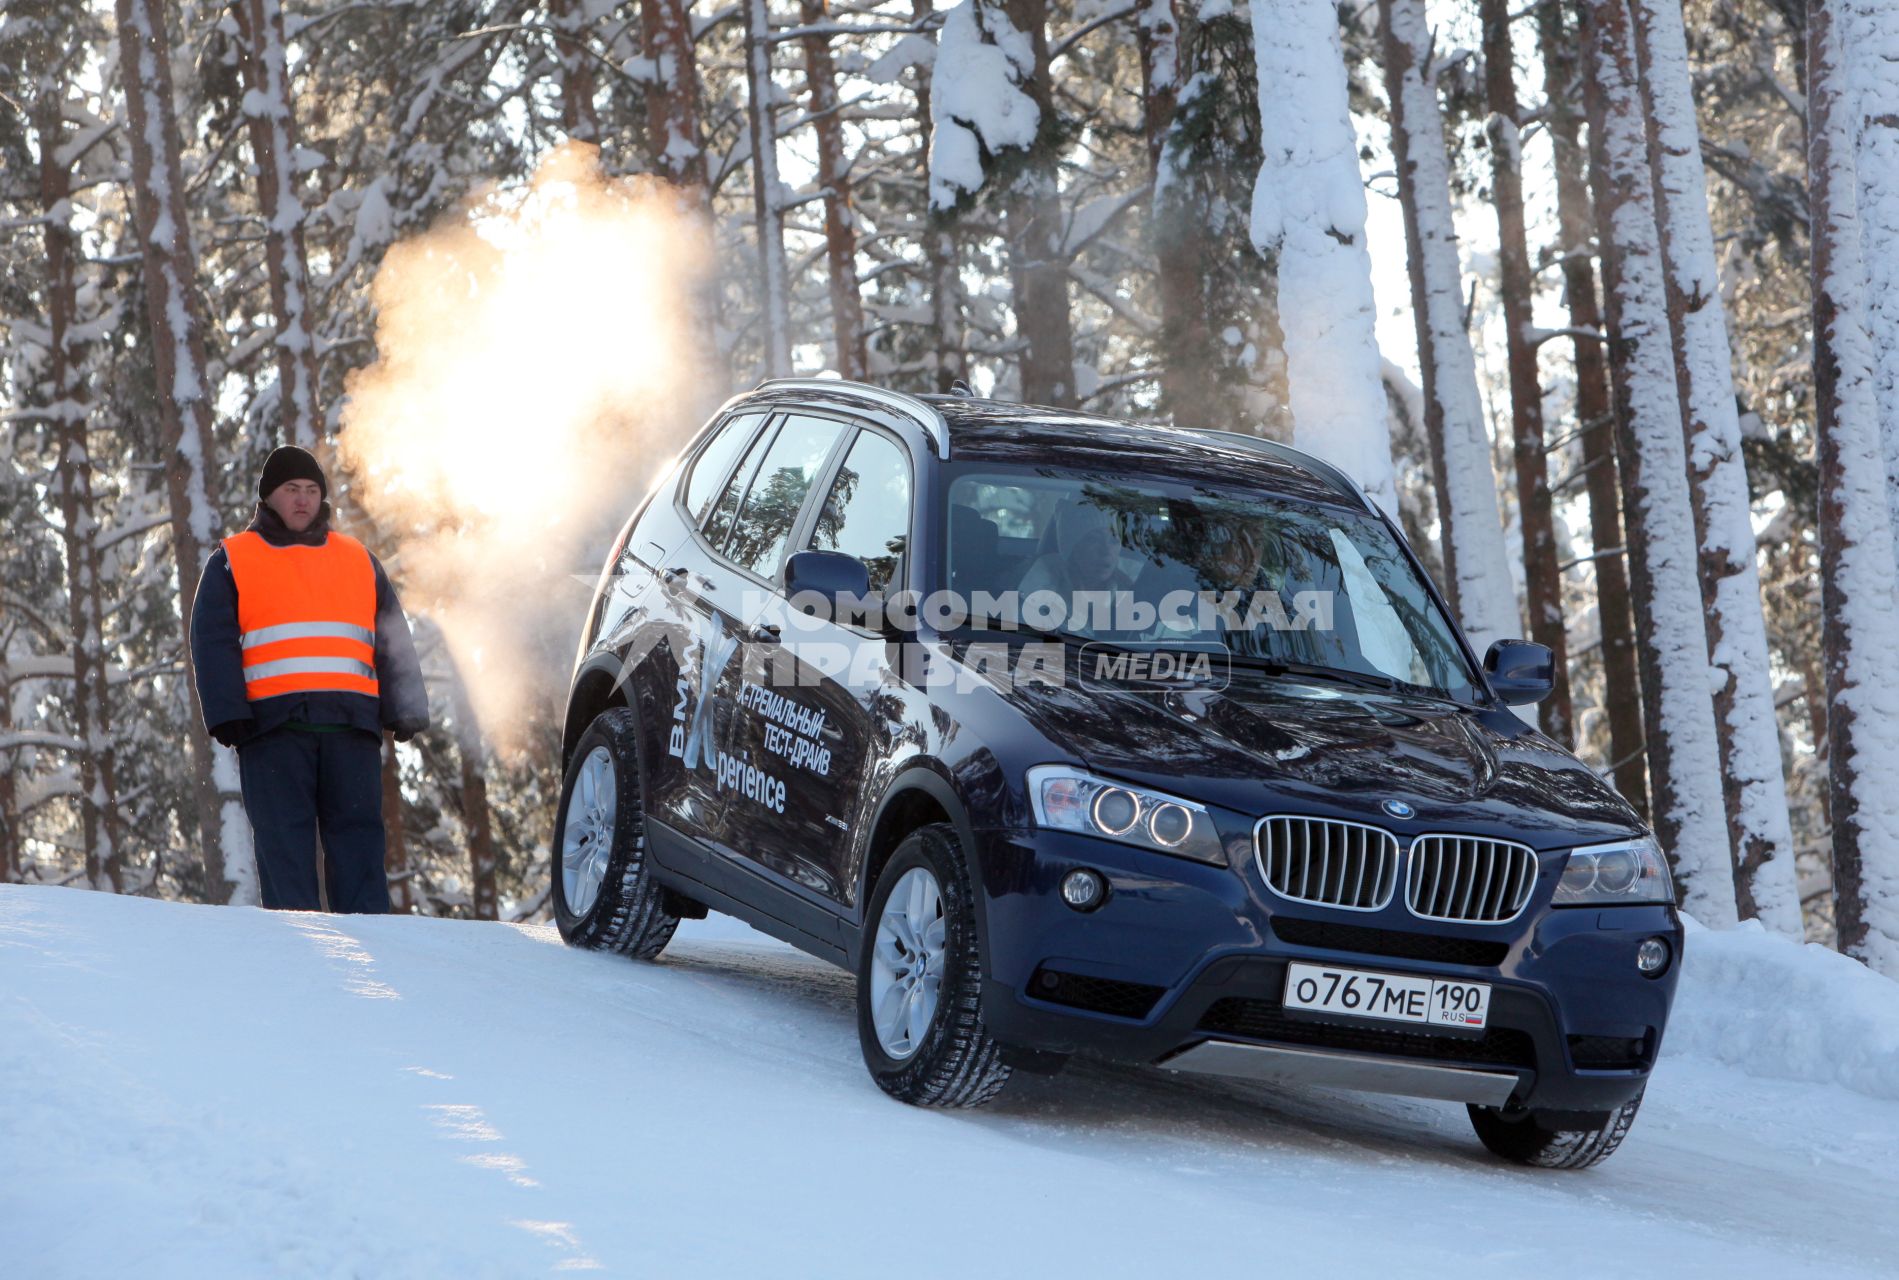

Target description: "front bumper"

left=970, top=828, right=1683, bottom=1112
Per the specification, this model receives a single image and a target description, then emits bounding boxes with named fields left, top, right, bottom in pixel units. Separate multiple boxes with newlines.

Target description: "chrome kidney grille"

left=1255, top=817, right=1401, bottom=911
left=1405, top=835, right=1539, bottom=923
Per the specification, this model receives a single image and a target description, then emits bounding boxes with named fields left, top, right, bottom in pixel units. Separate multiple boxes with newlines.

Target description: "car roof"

left=739, top=379, right=1370, bottom=512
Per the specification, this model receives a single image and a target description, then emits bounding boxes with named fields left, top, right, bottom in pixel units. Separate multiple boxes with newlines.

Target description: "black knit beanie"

left=258, top=445, right=328, bottom=501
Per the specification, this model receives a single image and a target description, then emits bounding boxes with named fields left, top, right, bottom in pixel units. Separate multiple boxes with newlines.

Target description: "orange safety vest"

left=223, top=530, right=380, bottom=701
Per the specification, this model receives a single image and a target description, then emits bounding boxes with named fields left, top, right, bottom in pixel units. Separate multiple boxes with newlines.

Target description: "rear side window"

left=704, top=420, right=775, bottom=550
left=684, top=412, right=766, bottom=523
left=807, top=431, right=911, bottom=593
left=725, top=415, right=846, bottom=576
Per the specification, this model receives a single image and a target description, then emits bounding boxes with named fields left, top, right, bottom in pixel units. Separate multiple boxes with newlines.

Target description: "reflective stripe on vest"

left=223, top=530, right=380, bottom=701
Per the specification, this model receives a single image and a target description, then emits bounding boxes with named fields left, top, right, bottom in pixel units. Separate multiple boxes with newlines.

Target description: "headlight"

left=1027, top=765, right=1224, bottom=863
left=1552, top=835, right=1675, bottom=907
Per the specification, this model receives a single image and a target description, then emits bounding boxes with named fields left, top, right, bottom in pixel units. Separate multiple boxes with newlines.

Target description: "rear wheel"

left=1467, top=1091, right=1644, bottom=1169
left=856, top=824, right=1010, bottom=1108
left=552, top=708, right=679, bottom=959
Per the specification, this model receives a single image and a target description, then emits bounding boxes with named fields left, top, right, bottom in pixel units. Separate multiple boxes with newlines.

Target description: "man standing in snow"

left=189, top=446, right=429, bottom=912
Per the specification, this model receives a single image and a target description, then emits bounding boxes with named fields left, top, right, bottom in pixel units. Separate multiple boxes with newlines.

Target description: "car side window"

left=807, top=431, right=910, bottom=593
left=724, top=414, right=846, bottom=576
left=684, top=412, right=767, bottom=525
left=703, top=418, right=777, bottom=551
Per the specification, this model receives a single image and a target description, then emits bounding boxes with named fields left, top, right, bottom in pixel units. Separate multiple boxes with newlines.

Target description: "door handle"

left=662, top=566, right=714, bottom=593
left=747, top=622, right=782, bottom=644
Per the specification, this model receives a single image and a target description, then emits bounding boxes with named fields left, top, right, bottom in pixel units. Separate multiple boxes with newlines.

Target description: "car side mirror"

left=784, top=550, right=874, bottom=626
left=1484, top=639, right=1555, bottom=705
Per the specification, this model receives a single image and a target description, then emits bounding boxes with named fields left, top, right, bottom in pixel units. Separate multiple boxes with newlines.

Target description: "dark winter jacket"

left=189, top=503, right=430, bottom=747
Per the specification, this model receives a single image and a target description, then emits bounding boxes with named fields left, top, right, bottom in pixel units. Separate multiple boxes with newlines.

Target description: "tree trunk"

left=117, top=0, right=255, bottom=905
left=641, top=0, right=707, bottom=195
left=1539, top=0, right=1647, bottom=815
left=382, top=739, right=415, bottom=914
left=1141, top=0, right=1215, bottom=429
left=744, top=0, right=792, bottom=376
left=1810, top=0, right=1899, bottom=975
left=1853, top=0, right=1899, bottom=569
left=39, top=70, right=125, bottom=892
left=1580, top=0, right=1735, bottom=922
left=912, top=0, right=965, bottom=392
left=1002, top=0, right=1077, bottom=406
left=0, top=638, right=20, bottom=884
left=1628, top=0, right=1800, bottom=932
left=798, top=0, right=866, bottom=379
left=549, top=0, right=601, bottom=143
left=445, top=658, right=498, bottom=920
left=1250, top=0, right=1397, bottom=511
left=232, top=0, right=322, bottom=452
left=1381, top=0, right=1523, bottom=656
left=1478, top=0, right=1572, bottom=736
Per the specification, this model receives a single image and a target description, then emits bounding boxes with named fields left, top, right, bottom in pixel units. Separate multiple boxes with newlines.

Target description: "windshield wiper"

left=1221, top=653, right=1407, bottom=693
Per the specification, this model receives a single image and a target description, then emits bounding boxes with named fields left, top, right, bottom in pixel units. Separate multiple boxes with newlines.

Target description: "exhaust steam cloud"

left=338, top=143, right=711, bottom=750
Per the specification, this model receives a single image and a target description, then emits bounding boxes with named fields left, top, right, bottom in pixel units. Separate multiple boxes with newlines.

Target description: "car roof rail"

left=1186, top=427, right=1377, bottom=513
left=752, top=376, right=952, bottom=460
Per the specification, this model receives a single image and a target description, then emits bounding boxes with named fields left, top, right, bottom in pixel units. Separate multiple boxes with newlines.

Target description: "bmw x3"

left=553, top=378, right=1683, bottom=1169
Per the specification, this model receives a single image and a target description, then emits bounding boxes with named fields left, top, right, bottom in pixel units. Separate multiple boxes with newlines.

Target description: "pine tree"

left=1380, top=0, right=1522, bottom=656
left=1250, top=0, right=1397, bottom=510
left=1809, top=0, right=1899, bottom=974
left=116, top=0, right=255, bottom=905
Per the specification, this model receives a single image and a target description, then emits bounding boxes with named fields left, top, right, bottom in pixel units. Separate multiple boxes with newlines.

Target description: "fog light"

left=1061, top=869, right=1107, bottom=911
left=1636, top=937, right=1671, bottom=975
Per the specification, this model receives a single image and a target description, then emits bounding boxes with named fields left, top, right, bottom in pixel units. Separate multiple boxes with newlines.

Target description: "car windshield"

left=939, top=464, right=1480, bottom=702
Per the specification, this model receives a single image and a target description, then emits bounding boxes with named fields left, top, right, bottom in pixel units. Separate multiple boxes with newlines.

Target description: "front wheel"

left=855, top=825, right=1010, bottom=1108
left=1467, top=1091, right=1645, bottom=1169
left=551, top=708, right=679, bottom=959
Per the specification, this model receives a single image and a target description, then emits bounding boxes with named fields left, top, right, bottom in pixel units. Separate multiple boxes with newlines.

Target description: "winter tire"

left=552, top=708, right=679, bottom=959
left=856, top=824, right=1011, bottom=1108
left=1467, top=1090, right=1645, bottom=1170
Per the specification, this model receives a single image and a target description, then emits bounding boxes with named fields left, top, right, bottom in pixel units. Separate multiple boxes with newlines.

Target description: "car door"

left=640, top=410, right=774, bottom=845
left=691, top=412, right=854, bottom=883
left=729, top=425, right=914, bottom=903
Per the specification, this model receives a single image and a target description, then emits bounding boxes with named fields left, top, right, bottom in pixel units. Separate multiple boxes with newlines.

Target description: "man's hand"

left=210, top=719, right=256, bottom=748
left=390, top=717, right=429, bottom=744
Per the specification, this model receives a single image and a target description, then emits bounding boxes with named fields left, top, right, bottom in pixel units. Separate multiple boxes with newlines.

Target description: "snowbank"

left=1667, top=916, right=1899, bottom=1099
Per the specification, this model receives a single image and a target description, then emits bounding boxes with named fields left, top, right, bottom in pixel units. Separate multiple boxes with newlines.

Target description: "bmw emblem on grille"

left=1382, top=799, right=1414, bottom=819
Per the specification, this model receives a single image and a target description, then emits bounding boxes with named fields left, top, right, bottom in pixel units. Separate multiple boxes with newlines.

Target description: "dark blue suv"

left=554, top=379, right=1683, bottom=1169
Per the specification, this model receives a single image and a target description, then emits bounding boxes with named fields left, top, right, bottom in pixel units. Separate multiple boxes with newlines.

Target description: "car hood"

left=1000, top=668, right=1645, bottom=850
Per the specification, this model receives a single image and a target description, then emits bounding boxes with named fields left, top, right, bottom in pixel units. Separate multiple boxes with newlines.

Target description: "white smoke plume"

left=338, top=143, right=712, bottom=751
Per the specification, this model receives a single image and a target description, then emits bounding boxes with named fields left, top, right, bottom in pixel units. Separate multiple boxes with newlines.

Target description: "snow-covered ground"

left=4, top=885, right=1896, bottom=1278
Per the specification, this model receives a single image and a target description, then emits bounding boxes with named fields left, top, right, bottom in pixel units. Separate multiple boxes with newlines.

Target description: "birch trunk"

left=744, top=0, right=792, bottom=376
left=1539, top=0, right=1648, bottom=815
left=1810, top=0, right=1899, bottom=975
left=39, top=73, right=125, bottom=892
left=1477, top=0, right=1572, bottom=736
left=1002, top=0, right=1077, bottom=406
left=232, top=0, right=322, bottom=452
left=117, top=0, right=255, bottom=905
left=1380, top=0, right=1522, bottom=656
left=913, top=0, right=966, bottom=392
left=1628, top=0, right=1800, bottom=933
left=1581, top=0, right=1735, bottom=922
left=799, top=0, right=867, bottom=379
left=1250, top=0, right=1397, bottom=511
left=549, top=0, right=601, bottom=143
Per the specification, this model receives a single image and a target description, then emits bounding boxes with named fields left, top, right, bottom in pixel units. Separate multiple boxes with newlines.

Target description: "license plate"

left=1283, top=962, right=1491, bottom=1031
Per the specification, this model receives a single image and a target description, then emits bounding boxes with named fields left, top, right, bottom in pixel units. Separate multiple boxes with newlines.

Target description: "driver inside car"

left=1016, top=500, right=1136, bottom=627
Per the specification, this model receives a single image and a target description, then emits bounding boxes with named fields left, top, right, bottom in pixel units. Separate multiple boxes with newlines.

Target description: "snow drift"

left=1666, top=915, right=1899, bottom=1100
